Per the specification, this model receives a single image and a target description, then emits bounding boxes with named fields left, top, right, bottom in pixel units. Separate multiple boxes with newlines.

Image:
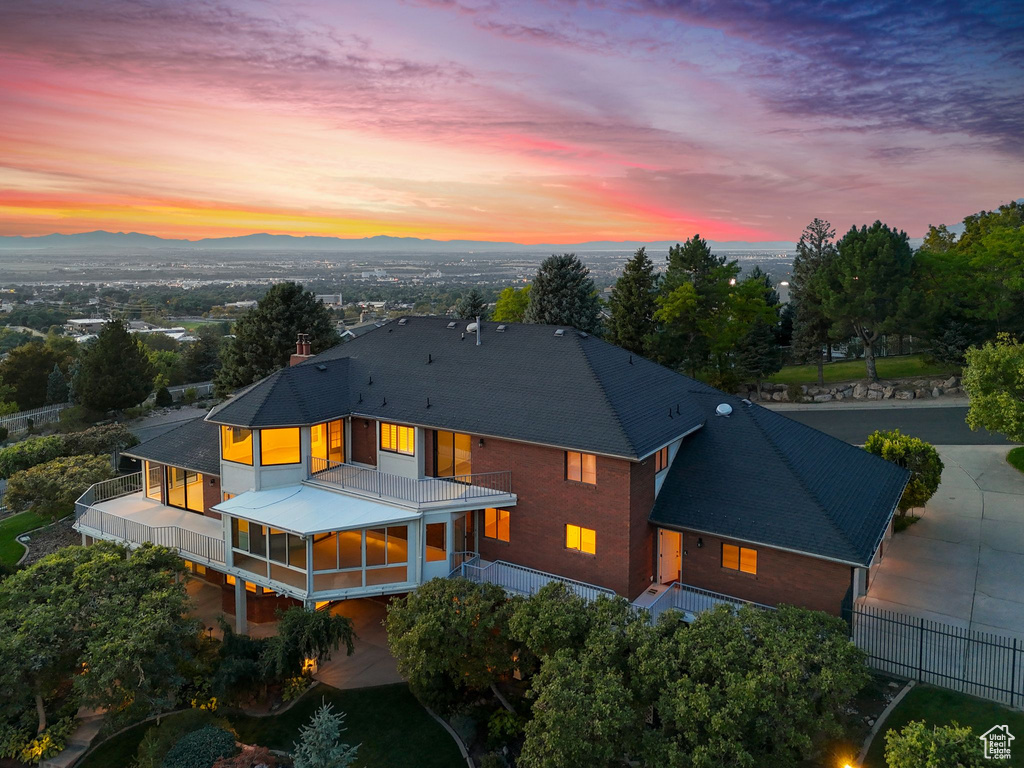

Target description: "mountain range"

left=0, top=231, right=798, bottom=253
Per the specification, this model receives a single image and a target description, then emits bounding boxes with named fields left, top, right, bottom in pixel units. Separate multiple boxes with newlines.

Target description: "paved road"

left=782, top=406, right=1013, bottom=446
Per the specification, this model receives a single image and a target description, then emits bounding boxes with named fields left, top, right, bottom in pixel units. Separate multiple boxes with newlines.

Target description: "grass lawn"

left=864, top=684, right=1024, bottom=767
left=767, top=354, right=957, bottom=386
left=1008, top=447, right=1024, bottom=474
left=80, top=683, right=464, bottom=768
left=0, top=509, right=50, bottom=566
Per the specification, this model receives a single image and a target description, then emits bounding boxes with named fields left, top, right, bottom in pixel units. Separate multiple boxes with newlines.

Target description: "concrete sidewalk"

left=860, top=445, right=1024, bottom=639
left=765, top=396, right=969, bottom=412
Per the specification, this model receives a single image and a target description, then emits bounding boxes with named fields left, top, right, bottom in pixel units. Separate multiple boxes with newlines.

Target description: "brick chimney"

left=290, top=332, right=313, bottom=366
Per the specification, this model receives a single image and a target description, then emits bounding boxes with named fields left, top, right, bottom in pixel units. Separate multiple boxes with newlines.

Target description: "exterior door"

left=658, top=529, right=682, bottom=584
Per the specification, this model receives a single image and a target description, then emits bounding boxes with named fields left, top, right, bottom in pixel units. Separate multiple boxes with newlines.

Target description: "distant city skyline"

left=1, top=0, right=1021, bottom=243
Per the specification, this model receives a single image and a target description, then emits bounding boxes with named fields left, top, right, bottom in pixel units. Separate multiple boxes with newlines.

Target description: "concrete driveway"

left=861, top=445, right=1024, bottom=638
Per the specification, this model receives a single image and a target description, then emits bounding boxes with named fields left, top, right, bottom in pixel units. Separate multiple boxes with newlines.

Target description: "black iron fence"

left=844, top=601, right=1024, bottom=707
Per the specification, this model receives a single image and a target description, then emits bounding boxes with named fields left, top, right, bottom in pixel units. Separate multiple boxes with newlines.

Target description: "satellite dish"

left=716, top=403, right=733, bottom=417
left=466, top=322, right=478, bottom=332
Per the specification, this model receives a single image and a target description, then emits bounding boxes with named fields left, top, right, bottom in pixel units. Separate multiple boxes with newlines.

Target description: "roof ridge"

left=576, top=334, right=639, bottom=458
left=744, top=403, right=860, bottom=560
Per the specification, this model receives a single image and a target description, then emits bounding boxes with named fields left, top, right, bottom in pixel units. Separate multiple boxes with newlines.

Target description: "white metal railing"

left=0, top=403, right=71, bottom=436
left=308, top=457, right=513, bottom=507
left=460, top=559, right=616, bottom=603
left=645, top=581, right=775, bottom=624
left=448, top=550, right=479, bottom=577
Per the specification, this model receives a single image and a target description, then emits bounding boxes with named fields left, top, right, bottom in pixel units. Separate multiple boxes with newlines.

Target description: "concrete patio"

left=187, top=580, right=402, bottom=689
left=861, top=445, right=1024, bottom=639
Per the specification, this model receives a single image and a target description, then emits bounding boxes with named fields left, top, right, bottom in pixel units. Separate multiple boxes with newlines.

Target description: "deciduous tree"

left=260, top=607, right=355, bottom=681
left=962, top=334, right=1024, bottom=442
left=523, top=254, right=601, bottom=333
left=606, top=247, right=657, bottom=355
left=183, top=326, right=224, bottom=382
left=4, top=454, right=115, bottom=520
left=864, top=430, right=943, bottom=516
left=215, top=283, right=340, bottom=395
left=492, top=285, right=531, bottom=323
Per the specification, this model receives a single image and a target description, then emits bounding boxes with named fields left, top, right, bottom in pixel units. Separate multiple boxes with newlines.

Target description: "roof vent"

left=316, top=364, right=327, bottom=372
left=447, top=321, right=457, bottom=329
left=466, top=322, right=478, bottom=333
left=554, top=329, right=565, bottom=337
left=716, top=403, right=733, bottom=417
left=496, top=324, right=506, bottom=333
left=577, top=331, right=588, bottom=338
left=398, top=318, right=408, bottom=325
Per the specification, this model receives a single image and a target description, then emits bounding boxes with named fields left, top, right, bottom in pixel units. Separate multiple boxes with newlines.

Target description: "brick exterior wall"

left=628, top=457, right=658, bottom=598
left=474, top=436, right=646, bottom=598
left=202, top=474, right=222, bottom=519
left=351, top=418, right=378, bottom=466
left=678, top=530, right=852, bottom=615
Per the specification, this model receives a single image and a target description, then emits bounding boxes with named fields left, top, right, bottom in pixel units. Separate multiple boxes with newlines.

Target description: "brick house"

left=74, top=318, right=907, bottom=629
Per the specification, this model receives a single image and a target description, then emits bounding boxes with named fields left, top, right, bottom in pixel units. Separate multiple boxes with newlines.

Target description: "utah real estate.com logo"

left=980, top=725, right=1014, bottom=760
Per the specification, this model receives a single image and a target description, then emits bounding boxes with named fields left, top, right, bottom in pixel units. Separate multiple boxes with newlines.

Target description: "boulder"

left=772, top=390, right=789, bottom=402
left=800, top=384, right=809, bottom=395
left=895, top=390, right=915, bottom=400
left=868, top=382, right=884, bottom=391
left=932, top=387, right=942, bottom=398
left=915, top=388, right=928, bottom=399
left=760, top=391, right=774, bottom=401
left=840, top=387, right=854, bottom=398
left=867, top=390, right=883, bottom=400
left=835, top=392, right=845, bottom=401
left=883, top=386, right=895, bottom=399
left=853, top=382, right=868, bottom=399
left=813, top=393, right=834, bottom=402
left=946, top=386, right=960, bottom=395
left=930, top=379, right=944, bottom=388
left=943, top=376, right=958, bottom=389
left=774, top=383, right=788, bottom=392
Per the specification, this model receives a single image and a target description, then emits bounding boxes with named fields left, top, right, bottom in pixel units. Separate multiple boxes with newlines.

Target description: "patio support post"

left=234, top=579, right=248, bottom=634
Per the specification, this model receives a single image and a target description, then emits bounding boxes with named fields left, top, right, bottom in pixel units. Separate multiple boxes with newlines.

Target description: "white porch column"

left=234, top=579, right=248, bottom=634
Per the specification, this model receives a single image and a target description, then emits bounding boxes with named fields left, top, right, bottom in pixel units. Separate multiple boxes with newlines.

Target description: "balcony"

left=306, top=457, right=516, bottom=510
left=74, top=473, right=225, bottom=566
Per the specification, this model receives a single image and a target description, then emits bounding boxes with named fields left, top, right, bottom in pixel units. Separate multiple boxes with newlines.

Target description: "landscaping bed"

left=812, top=674, right=907, bottom=768
left=18, top=515, right=79, bottom=565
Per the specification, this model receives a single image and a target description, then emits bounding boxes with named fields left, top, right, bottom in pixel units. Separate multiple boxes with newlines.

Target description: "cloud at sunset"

left=0, top=0, right=1021, bottom=242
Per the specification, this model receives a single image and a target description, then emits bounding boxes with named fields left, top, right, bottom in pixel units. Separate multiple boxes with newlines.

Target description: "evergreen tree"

left=183, top=326, right=223, bottom=382
left=292, top=701, right=359, bottom=768
left=0, top=342, right=59, bottom=411
left=492, top=285, right=531, bottom=322
left=607, top=247, right=657, bottom=355
left=454, top=289, right=487, bottom=320
left=75, top=321, right=155, bottom=412
left=215, top=283, right=340, bottom=395
left=45, top=364, right=68, bottom=405
left=790, top=218, right=838, bottom=385
left=734, top=319, right=783, bottom=386
left=523, top=253, right=601, bottom=333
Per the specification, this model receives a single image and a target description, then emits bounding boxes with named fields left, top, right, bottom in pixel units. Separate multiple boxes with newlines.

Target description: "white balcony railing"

left=459, top=559, right=616, bottom=603
left=308, top=457, right=514, bottom=508
left=645, top=581, right=774, bottom=624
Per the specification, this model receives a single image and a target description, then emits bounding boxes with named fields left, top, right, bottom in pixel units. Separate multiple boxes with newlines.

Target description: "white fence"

left=0, top=403, right=71, bottom=437
left=460, top=559, right=617, bottom=603
left=645, top=581, right=773, bottom=623
left=166, top=381, right=214, bottom=402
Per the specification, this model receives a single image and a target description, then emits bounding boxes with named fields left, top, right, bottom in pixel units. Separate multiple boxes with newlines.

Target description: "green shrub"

left=0, top=426, right=8, bottom=443
left=0, top=424, right=136, bottom=479
left=61, top=423, right=139, bottom=455
left=478, top=754, right=506, bottom=768
left=135, top=711, right=229, bottom=768
left=183, top=388, right=198, bottom=405
left=4, top=454, right=115, bottom=520
left=884, top=720, right=984, bottom=767
left=57, top=405, right=105, bottom=433
left=0, top=722, right=30, bottom=759
left=162, top=725, right=237, bottom=768
left=282, top=674, right=312, bottom=702
left=0, top=435, right=64, bottom=479
left=14, top=717, right=76, bottom=765
left=155, top=387, right=173, bottom=407
left=486, top=709, right=524, bottom=749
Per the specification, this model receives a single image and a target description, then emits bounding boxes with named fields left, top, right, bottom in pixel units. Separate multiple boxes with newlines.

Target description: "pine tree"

left=523, top=253, right=601, bottom=333
left=734, top=319, right=783, bottom=386
left=215, top=282, right=340, bottom=395
left=455, top=289, right=487, bottom=320
left=183, top=326, right=223, bottom=382
left=75, top=321, right=155, bottom=412
left=45, top=364, right=68, bottom=405
left=607, top=247, right=657, bottom=355
left=790, top=218, right=837, bottom=385
left=292, top=701, right=359, bottom=768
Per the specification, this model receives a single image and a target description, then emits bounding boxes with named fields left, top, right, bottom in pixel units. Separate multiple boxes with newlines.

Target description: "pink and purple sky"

left=1, top=0, right=1022, bottom=243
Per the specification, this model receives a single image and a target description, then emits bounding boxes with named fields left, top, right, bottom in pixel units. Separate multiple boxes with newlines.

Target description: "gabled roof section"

left=650, top=388, right=909, bottom=566
left=206, top=317, right=703, bottom=459
left=124, top=417, right=222, bottom=477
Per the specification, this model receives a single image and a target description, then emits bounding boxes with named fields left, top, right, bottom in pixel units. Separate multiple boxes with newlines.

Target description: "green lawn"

left=767, top=354, right=957, bottom=386
left=79, top=683, right=464, bottom=768
left=1008, top=447, right=1024, bottom=474
left=865, top=684, right=1024, bottom=767
left=0, top=509, right=50, bottom=566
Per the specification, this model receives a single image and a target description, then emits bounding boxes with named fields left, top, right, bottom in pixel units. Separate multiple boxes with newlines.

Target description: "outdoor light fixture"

left=478, top=438, right=485, bottom=447
left=697, top=537, right=703, bottom=548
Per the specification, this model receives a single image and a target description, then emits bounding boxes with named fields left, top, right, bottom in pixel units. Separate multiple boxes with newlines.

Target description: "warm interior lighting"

left=311, top=420, right=344, bottom=463
left=221, top=425, right=253, bottom=465
left=566, top=451, right=597, bottom=485
left=566, top=524, right=596, bottom=554
left=260, top=427, right=301, bottom=465
left=484, top=508, right=510, bottom=542
left=381, top=422, right=415, bottom=455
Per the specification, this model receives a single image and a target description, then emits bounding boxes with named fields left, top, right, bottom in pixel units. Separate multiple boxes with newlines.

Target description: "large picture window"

left=381, top=422, right=415, bottom=455
left=425, top=522, right=446, bottom=562
left=311, top=420, right=344, bottom=464
left=565, top=524, right=596, bottom=554
left=722, top=544, right=757, bottom=575
left=221, top=426, right=253, bottom=465
left=484, top=508, right=510, bottom=542
left=566, top=451, right=597, bottom=485
left=145, top=461, right=162, bottom=501
left=260, top=427, right=300, bottom=465
left=167, top=466, right=204, bottom=512
left=435, top=430, right=471, bottom=477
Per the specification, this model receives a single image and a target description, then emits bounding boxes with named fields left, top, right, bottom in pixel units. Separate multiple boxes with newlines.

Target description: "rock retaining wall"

left=739, top=376, right=962, bottom=404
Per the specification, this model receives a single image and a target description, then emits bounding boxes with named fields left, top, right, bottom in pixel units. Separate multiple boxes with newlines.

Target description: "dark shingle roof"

left=125, top=417, right=222, bottom=476
left=207, top=318, right=704, bottom=459
left=649, top=388, right=910, bottom=566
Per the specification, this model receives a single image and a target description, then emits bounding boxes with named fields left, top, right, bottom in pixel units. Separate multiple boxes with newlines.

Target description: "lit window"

left=222, top=492, right=235, bottom=502
left=566, top=524, right=596, bottom=554
left=425, top=522, right=446, bottom=562
left=311, top=419, right=344, bottom=465
left=145, top=461, right=162, bottom=501
left=167, top=467, right=204, bottom=512
left=381, top=422, right=415, bottom=455
left=484, top=508, right=510, bottom=542
left=221, top=426, right=253, bottom=465
left=436, top=431, right=472, bottom=477
left=566, top=451, right=597, bottom=485
left=260, top=427, right=300, bottom=465
left=225, top=574, right=236, bottom=586
left=655, top=446, right=670, bottom=473
left=722, top=544, right=757, bottom=575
